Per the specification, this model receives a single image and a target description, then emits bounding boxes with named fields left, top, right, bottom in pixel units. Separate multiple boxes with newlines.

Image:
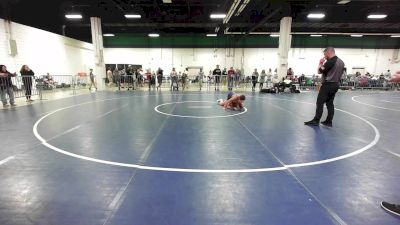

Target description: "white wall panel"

left=1, top=18, right=398, bottom=78
left=0, top=19, right=94, bottom=76
left=105, top=47, right=399, bottom=76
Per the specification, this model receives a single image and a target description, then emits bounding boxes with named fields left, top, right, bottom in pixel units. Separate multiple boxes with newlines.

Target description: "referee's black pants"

left=314, top=82, right=339, bottom=122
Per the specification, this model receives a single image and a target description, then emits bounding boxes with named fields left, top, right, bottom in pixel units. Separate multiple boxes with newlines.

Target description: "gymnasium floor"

left=0, top=90, right=399, bottom=225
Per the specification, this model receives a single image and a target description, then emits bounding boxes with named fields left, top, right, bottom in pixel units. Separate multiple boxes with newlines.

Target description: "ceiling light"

left=307, top=13, right=325, bottom=19
left=390, top=35, right=400, bottom=38
left=125, top=14, right=141, bottom=19
left=65, top=14, right=82, bottom=19
left=162, top=0, right=172, bottom=3
left=351, top=34, right=363, bottom=37
left=367, top=14, right=387, bottom=19
left=210, top=14, right=226, bottom=19
left=310, top=34, right=323, bottom=37
left=103, top=34, right=115, bottom=37
left=270, top=34, right=279, bottom=37
left=337, top=0, right=351, bottom=4
left=207, top=34, right=217, bottom=37
left=148, top=33, right=160, bottom=37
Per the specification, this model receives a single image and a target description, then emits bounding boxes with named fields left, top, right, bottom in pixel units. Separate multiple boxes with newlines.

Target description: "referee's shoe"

left=381, top=201, right=400, bottom=217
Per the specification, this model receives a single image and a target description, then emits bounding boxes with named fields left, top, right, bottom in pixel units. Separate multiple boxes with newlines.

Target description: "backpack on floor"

left=260, top=88, right=273, bottom=93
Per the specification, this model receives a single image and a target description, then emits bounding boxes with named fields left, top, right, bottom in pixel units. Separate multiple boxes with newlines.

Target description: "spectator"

left=235, top=68, right=241, bottom=88
left=157, top=67, right=163, bottom=89
left=88, top=69, right=97, bottom=91
left=384, top=70, right=391, bottom=79
left=170, top=68, right=178, bottom=90
left=20, top=65, right=35, bottom=102
left=137, top=68, right=144, bottom=87
left=259, top=69, right=266, bottom=89
left=126, top=66, right=134, bottom=90
left=113, top=68, right=120, bottom=88
left=44, top=73, right=55, bottom=88
left=227, top=67, right=235, bottom=91
left=299, top=74, right=306, bottom=84
left=222, top=68, right=227, bottom=86
left=251, top=68, right=259, bottom=91
left=181, top=68, right=189, bottom=90
left=145, top=69, right=153, bottom=90
left=119, top=69, right=126, bottom=89
left=198, top=68, right=205, bottom=90
left=106, top=67, right=113, bottom=86
left=341, top=67, right=347, bottom=85
left=266, top=68, right=273, bottom=88
left=287, top=67, right=294, bottom=80
left=272, top=69, right=279, bottom=84
left=293, top=75, right=299, bottom=83
left=0, top=65, right=17, bottom=107
left=213, top=65, right=222, bottom=91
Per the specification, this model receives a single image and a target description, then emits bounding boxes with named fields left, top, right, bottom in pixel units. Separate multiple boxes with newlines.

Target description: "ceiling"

left=1, top=0, right=400, bottom=42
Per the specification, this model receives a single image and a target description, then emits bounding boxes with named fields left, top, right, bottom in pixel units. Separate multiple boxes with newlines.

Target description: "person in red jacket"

left=145, top=69, right=153, bottom=90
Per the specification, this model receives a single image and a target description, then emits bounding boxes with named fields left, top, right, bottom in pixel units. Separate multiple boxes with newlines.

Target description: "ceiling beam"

left=65, top=22, right=400, bottom=31
left=246, top=7, right=281, bottom=34
left=67, top=22, right=253, bottom=28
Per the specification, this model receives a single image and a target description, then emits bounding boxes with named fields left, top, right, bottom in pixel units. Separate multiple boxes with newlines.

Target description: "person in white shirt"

left=198, top=68, right=205, bottom=90
left=272, top=69, right=279, bottom=84
left=266, top=68, right=273, bottom=88
left=170, top=68, right=178, bottom=90
left=106, top=67, right=113, bottom=86
left=385, top=70, right=391, bottom=79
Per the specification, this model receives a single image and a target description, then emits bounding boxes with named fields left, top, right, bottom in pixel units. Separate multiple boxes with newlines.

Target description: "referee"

left=304, top=47, right=345, bottom=127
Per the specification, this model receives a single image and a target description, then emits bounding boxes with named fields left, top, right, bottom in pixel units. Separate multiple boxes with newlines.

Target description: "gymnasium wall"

left=0, top=19, right=94, bottom=75
left=103, top=34, right=400, bottom=49
left=1, top=19, right=399, bottom=77
left=103, top=47, right=400, bottom=76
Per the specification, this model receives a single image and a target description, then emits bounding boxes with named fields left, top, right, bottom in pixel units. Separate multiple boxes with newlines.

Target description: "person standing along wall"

left=88, top=68, right=97, bottom=91
left=181, top=68, right=189, bottom=91
left=259, top=69, right=266, bottom=90
left=287, top=67, right=294, bottom=80
left=266, top=68, right=273, bottom=88
left=0, top=65, right=17, bottom=107
left=235, top=68, right=241, bottom=88
left=251, top=68, right=259, bottom=91
left=198, top=68, right=205, bottom=90
left=157, top=67, right=163, bottom=89
left=106, top=67, right=113, bottom=86
left=222, top=68, right=227, bottom=87
left=213, top=65, right=222, bottom=91
left=170, top=68, right=178, bottom=90
left=20, top=65, right=35, bottom=102
left=227, top=67, right=235, bottom=91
